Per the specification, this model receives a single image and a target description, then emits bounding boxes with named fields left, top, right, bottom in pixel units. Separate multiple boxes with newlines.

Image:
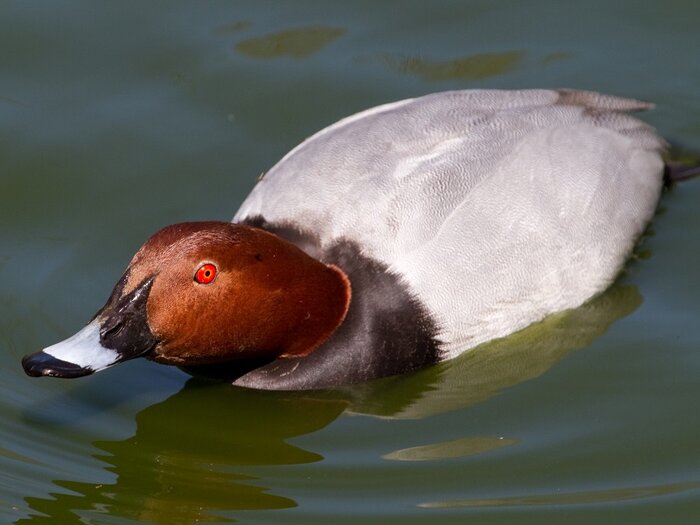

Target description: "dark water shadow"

left=16, top=284, right=641, bottom=523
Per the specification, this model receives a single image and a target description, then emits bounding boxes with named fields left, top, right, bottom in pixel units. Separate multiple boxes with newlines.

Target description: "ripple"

left=384, top=436, right=518, bottom=462
left=420, top=480, right=700, bottom=508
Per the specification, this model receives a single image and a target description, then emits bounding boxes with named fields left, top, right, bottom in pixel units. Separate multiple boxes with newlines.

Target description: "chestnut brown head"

left=22, top=221, right=351, bottom=378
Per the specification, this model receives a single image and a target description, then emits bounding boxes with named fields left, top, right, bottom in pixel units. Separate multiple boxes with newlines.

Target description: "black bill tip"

left=22, top=351, right=94, bottom=378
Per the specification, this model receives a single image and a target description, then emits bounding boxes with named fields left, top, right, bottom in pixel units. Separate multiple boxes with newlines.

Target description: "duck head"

left=22, top=222, right=351, bottom=378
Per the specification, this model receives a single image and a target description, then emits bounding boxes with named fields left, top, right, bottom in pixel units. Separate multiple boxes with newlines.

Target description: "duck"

left=23, top=89, right=668, bottom=390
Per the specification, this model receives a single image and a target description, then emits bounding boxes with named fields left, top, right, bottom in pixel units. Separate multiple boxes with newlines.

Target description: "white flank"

left=43, top=321, right=119, bottom=371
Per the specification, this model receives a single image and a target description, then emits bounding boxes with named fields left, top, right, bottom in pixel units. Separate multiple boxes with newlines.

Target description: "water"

left=2, top=1, right=700, bottom=523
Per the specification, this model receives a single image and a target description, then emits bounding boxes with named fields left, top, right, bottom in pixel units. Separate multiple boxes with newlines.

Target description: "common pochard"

left=23, top=89, right=669, bottom=389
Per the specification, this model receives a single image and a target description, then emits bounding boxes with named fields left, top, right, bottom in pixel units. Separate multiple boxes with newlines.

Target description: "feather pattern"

left=235, top=89, right=665, bottom=358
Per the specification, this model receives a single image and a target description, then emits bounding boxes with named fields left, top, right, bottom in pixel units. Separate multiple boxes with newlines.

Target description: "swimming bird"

left=22, top=89, right=670, bottom=389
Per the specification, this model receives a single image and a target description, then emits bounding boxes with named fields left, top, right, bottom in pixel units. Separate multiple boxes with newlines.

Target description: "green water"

left=2, top=1, right=700, bottom=523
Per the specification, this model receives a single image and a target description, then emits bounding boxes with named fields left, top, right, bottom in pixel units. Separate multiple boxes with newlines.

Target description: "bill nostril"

left=101, top=320, right=125, bottom=339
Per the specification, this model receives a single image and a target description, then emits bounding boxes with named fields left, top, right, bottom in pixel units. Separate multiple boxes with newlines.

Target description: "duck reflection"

left=19, top=284, right=640, bottom=524
left=21, top=385, right=348, bottom=524
left=347, top=284, right=642, bottom=419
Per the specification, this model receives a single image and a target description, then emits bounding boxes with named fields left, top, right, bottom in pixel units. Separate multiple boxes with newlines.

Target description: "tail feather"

left=663, top=145, right=700, bottom=187
left=664, top=162, right=700, bottom=187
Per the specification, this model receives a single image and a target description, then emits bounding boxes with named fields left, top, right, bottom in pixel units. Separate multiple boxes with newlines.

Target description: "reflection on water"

left=381, top=51, right=525, bottom=81
left=19, top=385, right=347, bottom=524
left=420, top=480, right=700, bottom=508
left=235, top=26, right=346, bottom=59
left=346, top=284, right=642, bottom=419
left=16, top=284, right=642, bottom=523
left=383, top=436, right=519, bottom=462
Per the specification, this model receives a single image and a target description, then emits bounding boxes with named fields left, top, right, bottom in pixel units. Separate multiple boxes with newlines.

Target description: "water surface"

left=2, top=1, right=700, bottom=523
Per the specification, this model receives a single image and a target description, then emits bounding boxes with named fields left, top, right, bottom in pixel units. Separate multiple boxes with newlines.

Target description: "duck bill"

left=22, top=322, right=118, bottom=377
left=22, top=275, right=159, bottom=379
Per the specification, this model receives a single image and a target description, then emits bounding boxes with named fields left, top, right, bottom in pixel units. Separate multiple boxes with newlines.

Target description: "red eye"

left=195, top=263, right=217, bottom=284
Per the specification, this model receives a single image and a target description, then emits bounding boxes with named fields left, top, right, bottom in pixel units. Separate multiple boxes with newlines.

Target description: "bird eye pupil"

left=195, top=263, right=217, bottom=284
